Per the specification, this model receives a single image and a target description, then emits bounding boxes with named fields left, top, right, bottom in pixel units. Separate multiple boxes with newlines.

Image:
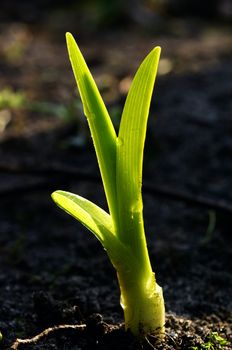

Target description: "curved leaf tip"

left=65, top=32, right=73, bottom=42
left=51, top=190, right=116, bottom=244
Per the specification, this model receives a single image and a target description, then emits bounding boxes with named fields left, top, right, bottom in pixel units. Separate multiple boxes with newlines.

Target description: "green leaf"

left=116, top=46, right=161, bottom=244
left=66, top=32, right=118, bottom=227
left=51, top=190, right=136, bottom=271
left=51, top=190, right=114, bottom=245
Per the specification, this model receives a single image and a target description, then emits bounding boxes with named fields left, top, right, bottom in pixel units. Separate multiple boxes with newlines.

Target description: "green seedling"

left=52, top=33, right=165, bottom=338
left=192, top=332, right=231, bottom=350
left=0, top=88, right=26, bottom=110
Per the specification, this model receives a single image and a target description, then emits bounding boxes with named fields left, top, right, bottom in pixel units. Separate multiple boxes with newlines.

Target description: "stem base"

left=118, top=271, right=165, bottom=338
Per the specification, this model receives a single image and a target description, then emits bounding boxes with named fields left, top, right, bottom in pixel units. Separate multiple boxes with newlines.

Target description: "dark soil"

left=0, top=13, right=231, bottom=350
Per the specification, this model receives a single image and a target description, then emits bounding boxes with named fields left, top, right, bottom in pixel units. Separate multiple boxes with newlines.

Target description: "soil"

left=0, top=11, right=231, bottom=350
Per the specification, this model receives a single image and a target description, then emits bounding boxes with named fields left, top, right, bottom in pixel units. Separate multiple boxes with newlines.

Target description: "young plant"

left=192, top=332, right=231, bottom=350
left=52, top=33, right=165, bottom=338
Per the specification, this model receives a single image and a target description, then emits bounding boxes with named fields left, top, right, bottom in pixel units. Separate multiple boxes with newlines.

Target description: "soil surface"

left=0, top=12, right=231, bottom=350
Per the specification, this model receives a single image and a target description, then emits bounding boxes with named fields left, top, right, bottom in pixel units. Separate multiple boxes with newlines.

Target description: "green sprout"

left=0, top=88, right=26, bottom=110
left=192, top=332, right=231, bottom=350
left=52, top=33, right=165, bottom=338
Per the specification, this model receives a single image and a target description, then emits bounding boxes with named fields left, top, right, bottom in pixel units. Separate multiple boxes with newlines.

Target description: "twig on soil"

left=1, top=162, right=232, bottom=215
left=144, top=336, right=156, bottom=349
left=143, top=182, right=232, bottom=215
left=11, top=323, right=86, bottom=349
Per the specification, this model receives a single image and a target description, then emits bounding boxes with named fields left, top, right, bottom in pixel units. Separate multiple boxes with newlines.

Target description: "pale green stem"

left=116, top=260, right=165, bottom=337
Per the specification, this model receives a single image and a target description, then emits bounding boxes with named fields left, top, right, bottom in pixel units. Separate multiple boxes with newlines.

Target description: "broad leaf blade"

left=51, top=191, right=136, bottom=271
left=66, top=33, right=118, bottom=226
left=52, top=190, right=114, bottom=244
left=116, top=47, right=161, bottom=244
